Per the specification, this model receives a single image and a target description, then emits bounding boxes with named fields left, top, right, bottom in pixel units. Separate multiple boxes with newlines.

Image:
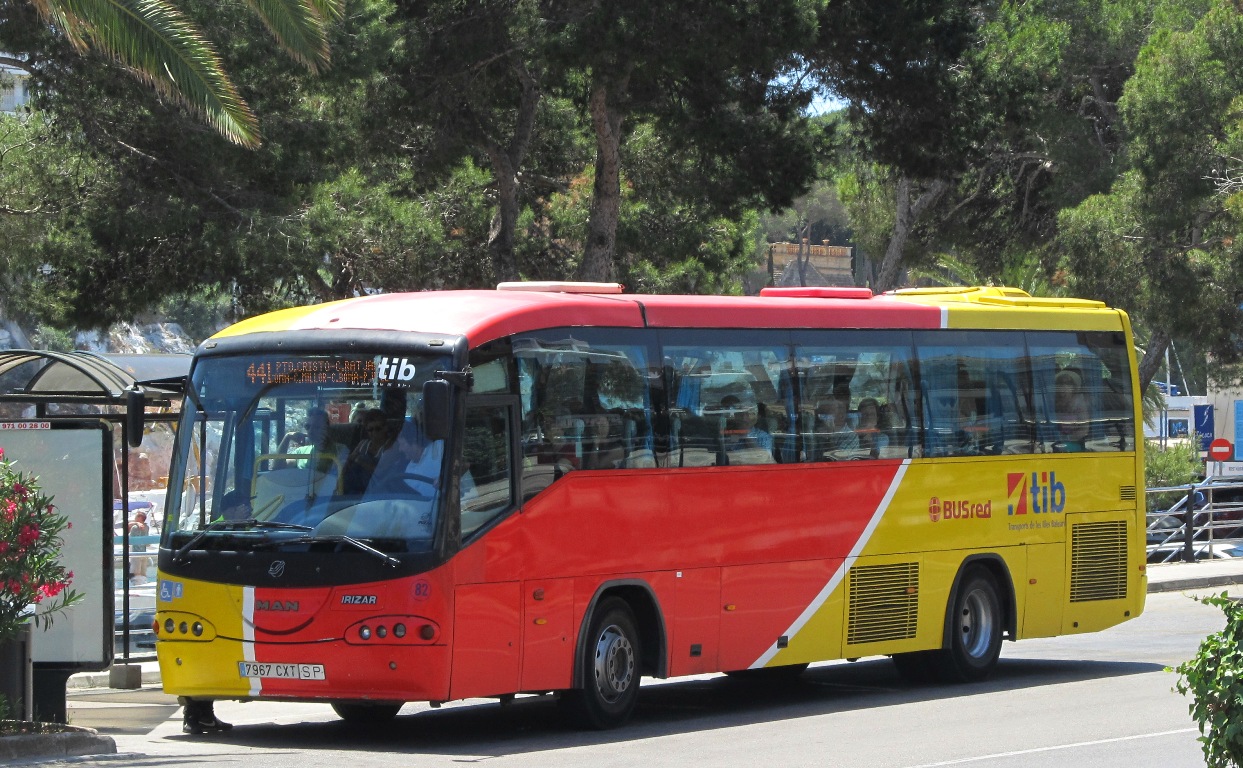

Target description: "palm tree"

left=14, top=0, right=341, bottom=147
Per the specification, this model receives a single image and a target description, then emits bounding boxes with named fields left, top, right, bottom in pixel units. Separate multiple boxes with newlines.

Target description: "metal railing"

left=1146, top=480, right=1243, bottom=563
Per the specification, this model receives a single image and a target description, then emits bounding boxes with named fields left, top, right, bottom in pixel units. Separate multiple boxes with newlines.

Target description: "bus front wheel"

left=561, top=597, right=641, bottom=729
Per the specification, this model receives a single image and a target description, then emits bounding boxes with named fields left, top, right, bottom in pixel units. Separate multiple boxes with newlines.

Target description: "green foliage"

left=12, top=0, right=341, bottom=148
left=1175, top=592, right=1243, bottom=767
left=1145, top=438, right=1203, bottom=489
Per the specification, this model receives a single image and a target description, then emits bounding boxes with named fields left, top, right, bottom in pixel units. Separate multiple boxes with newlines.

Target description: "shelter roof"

left=0, top=350, right=190, bottom=406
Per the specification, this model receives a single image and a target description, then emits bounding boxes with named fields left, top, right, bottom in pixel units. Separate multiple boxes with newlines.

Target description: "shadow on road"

left=154, top=654, right=1164, bottom=757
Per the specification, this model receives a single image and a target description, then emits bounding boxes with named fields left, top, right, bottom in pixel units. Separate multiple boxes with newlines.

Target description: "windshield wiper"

left=172, top=520, right=236, bottom=564
left=261, top=534, right=400, bottom=568
left=246, top=520, right=314, bottom=532
left=172, top=519, right=314, bottom=563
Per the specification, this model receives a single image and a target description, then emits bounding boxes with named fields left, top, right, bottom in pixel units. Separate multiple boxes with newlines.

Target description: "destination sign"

left=245, top=359, right=377, bottom=387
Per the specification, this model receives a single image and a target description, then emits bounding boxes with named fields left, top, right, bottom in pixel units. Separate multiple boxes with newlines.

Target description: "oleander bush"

left=0, top=448, right=81, bottom=645
left=1174, top=593, right=1243, bottom=767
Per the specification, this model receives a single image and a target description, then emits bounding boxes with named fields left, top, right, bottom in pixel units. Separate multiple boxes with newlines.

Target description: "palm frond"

left=35, top=0, right=260, bottom=147
left=243, top=0, right=343, bottom=73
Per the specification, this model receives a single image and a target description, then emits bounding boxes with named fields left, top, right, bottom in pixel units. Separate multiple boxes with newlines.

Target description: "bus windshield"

left=164, top=350, right=454, bottom=557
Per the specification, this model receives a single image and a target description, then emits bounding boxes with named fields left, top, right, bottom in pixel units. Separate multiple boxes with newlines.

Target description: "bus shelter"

left=0, top=350, right=189, bottom=719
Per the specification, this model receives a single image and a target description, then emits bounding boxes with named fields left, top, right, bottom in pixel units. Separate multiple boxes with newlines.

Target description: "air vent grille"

left=847, top=562, right=919, bottom=645
left=1070, top=520, right=1129, bottom=602
left=1119, top=486, right=1137, bottom=501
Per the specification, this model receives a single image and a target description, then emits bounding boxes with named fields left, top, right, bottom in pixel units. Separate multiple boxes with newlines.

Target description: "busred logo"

left=929, top=497, right=941, bottom=522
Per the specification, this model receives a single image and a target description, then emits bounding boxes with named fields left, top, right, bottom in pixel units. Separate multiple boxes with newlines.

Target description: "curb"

left=68, top=662, right=160, bottom=691
left=1149, top=573, right=1243, bottom=594
left=0, top=727, right=116, bottom=762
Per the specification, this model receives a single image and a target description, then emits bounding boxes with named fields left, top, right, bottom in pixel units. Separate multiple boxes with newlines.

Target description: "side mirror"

left=125, top=387, right=145, bottom=448
left=422, top=379, right=452, bottom=441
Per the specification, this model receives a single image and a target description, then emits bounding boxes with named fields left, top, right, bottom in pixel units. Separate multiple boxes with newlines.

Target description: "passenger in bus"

left=1053, top=370, right=1090, bottom=452
left=855, top=397, right=890, bottom=458
left=343, top=409, right=395, bottom=493
left=530, top=408, right=583, bottom=472
left=368, top=420, right=443, bottom=497
left=957, top=396, right=986, bottom=455
left=814, top=396, right=859, bottom=454
left=582, top=414, right=624, bottom=469
left=281, top=407, right=349, bottom=472
left=720, top=394, right=774, bottom=457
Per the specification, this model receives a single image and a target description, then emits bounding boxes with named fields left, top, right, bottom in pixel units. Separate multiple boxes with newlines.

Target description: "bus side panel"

left=668, top=567, right=721, bottom=676
left=719, top=559, right=840, bottom=670
left=1061, top=511, right=1144, bottom=634
left=739, top=559, right=844, bottom=668
left=519, top=577, right=575, bottom=691
left=450, top=581, right=521, bottom=700
left=1020, top=543, right=1066, bottom=638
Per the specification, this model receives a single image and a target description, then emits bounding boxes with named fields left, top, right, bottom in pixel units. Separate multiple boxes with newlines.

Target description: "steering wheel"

left=392, top=473, right=437, bottom=499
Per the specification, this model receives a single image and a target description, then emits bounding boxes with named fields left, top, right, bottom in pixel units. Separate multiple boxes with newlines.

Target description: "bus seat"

left=252, top=453, right=342, bottom=520
left=800, top=409, right=821, bottom=461
left=315, top=499, right=435, bottom=541
left=549, top=415, right=584, bottom=468
left=623, top=448, right=656, bottom=468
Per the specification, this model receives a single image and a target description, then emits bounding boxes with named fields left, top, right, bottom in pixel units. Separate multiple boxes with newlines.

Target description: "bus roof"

left=210, top=285, right=1127, bottom=349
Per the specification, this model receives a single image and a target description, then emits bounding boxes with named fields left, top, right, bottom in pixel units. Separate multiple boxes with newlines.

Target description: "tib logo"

left=1007, top=471, right=1066, bottom=515
left=376, top=357, right=418, bottom=385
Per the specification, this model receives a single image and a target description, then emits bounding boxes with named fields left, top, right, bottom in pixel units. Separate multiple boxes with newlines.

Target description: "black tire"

left=331, top=702, right=402, bottom=723
left=561, top=597, right=641, bottom=729
left=933, top=569, right=1003, bottom=683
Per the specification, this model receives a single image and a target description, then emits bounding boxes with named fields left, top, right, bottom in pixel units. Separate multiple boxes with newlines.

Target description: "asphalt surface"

left=33, top=557, right=1243, bottom=756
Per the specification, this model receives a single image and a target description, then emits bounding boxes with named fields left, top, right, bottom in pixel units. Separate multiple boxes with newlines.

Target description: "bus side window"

left=1026, top=331, right=1132, bottom=453
left=461, top=403, right=514, bottom=538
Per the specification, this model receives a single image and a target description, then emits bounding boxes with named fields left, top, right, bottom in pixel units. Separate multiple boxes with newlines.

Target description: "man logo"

left=268, top=560, right=286, bottom=578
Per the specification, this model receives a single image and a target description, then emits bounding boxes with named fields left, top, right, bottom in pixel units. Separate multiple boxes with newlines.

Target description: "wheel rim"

left=958, top=587, right=996, bottom=660
left=591, top=623, right=635, bottom=704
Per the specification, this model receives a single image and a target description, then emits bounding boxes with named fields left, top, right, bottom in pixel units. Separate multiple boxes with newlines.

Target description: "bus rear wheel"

left=934, top=568, right=1003, bottom=683
left=561, top=597, right=641, bottom=729
left=331, top=702, right=402, bottom=723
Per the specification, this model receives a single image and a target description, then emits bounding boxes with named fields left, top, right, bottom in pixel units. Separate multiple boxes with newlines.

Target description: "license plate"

left=238, top=661, right=326, bottom=680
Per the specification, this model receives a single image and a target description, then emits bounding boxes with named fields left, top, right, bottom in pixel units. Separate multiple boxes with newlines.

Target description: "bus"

left=153, top=282, right=1145, bottom=729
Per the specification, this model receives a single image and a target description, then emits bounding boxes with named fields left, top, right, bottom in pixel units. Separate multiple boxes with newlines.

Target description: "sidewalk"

left=1146, top=556, right=1243, bottom=593
left=64, top=558, right=1243, bottom=692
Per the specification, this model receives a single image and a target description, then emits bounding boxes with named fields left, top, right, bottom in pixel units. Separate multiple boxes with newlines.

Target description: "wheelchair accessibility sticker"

left=159, top=580, right=184, bottom=602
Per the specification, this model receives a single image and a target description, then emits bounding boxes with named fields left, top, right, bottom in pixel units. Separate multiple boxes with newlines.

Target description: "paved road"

left=40, top=582, right=1234, bottom=768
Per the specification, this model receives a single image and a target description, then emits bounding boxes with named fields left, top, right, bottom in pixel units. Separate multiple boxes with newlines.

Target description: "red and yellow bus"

left=154, top=282, right=1145, bottom=729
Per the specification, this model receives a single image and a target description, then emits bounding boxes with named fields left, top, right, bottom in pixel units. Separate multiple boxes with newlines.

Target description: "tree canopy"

left=2, top=0, right=1242, bottom=393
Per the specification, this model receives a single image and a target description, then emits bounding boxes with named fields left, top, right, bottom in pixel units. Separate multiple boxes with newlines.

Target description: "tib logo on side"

left=1007, top=471, right=1066, bottom=515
